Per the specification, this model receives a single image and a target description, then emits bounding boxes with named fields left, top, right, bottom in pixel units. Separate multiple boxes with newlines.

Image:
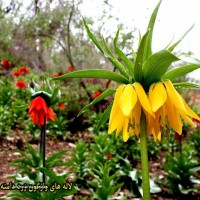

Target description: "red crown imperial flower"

left=29, top=96, right=56, bottom=126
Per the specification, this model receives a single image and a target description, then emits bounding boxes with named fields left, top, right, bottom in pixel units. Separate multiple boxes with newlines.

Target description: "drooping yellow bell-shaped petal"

left=148, top=83, right=155, bottom=103
left=133, top=82, right=155, bottom=118
left=178, top=92, right=200, bottom=121
left=119, top=84, right=137, bottom=116
left=164, top=80, right=200, bottom=127
left=109, top=84, right=125, bottom=125
left=164, top=98, right=182, bottom=134
left=149, top=82, right=167, bottom=112
left=108, top=109, right=124, bottom=135
left=180, top=113, right=195, bottom=127
left=164, top=80, right=187, bottom=115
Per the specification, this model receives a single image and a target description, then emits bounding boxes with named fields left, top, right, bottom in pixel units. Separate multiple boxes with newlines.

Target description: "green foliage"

left=147, top=139, right=160, bottom=160
left=67, top=140, right=89, bottom=186
left=82, top=17, right=129, bottom=78
left=6, top=170, right=76, bottom=200
left=142, top=50, right=179, bottom=87
left=96, top=103, right=112, bottom=132
left=78, top=89, right=115, bottom=117
left=0, top=77, right=30, bottom=136
left=0, top=105, right=15, bottom=134
left=6, top=143, right=76, bottom=200
left=86, top=132, right=161, bottom=198
left=191, top=131, right=200, bottom=159
left=162, top=64, right=200, bottom=81
left=167, top=25, right=194, bottom=52
left=88, top=163, right=124, bottom=200
left=10, top=143, right=68, bottom=180
left=173, top=82, right=200, bottom=89
left=88, top=135, right=113, bottom=167
left=53, top=69, right=129, bottom=84
left=143, top=0, right=162, bottom=60
left=134, top=31, right=149, bottom=82
left=113, top=29, right=134, bottom=77
left=164, top=144, right=200, bottom=195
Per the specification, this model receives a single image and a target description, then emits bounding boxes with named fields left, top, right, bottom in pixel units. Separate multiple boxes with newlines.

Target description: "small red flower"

left=12, top=70, right=22, bottom=76
left=67, top=65, right=74, bottom=72
left=19, top=66, right=29, bottom=74
left=15, top=80, right=27, bottom=89
left=59, top=103, right=66, bottom=109
left=1, top=60, right=9, bottom=69
left=92, top=91, right=102, bottom=99
left=29, top=96, right=56, bottom=126
left=106, top=153, right=113, bottom=159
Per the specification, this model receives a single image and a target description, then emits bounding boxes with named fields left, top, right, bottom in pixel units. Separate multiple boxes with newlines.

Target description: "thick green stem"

left=140, top=112, right=150, bottom=200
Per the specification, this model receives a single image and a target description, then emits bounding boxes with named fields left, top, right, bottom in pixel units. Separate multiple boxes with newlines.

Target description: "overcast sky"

left=80, top=0, right=200, bottom=80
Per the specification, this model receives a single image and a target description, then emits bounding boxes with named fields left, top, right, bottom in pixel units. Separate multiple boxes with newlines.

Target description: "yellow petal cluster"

left=108, top=82, right=154, bottom=142
left=148, top=80, right=200, bottom=141
left=108, top=80, right=200, bottom=142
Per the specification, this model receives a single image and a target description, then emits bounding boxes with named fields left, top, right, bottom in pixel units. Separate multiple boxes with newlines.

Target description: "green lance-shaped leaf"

left=134, top=30, right=150, bottom=82
left=162, top=64, right=200, bottom=81
left=106, top=56, right=129, bottom=78
left=46, top=150, right=68, bottom=168
left=143, top=50, right=179, bottom=86
left=102, top=36, right=115, bottom=57
left=39, top=167, right=66, bottom=184
left=52, top=69, right=129, bottom=84
left=143, top=0, right=162, bottom=60
left=96, top=103, right=112, bottom=132
left=82, top=17, right=104, bottom=54
left=113, top=29, right=134, bottom=77
left=115, top=47, right=135, bottom=77
left=78, top=89, right=115, bottom=116
left=173, top=82, right=200, bottom=89
left=167, top=24, right=194, bottom=52
left=26, top=144, right=40, bottom=167
left=102, top=36, right=129, bottom=78
left=103, top=38, right=128, bottom=78
left=83, top=18, right=128, bottom=78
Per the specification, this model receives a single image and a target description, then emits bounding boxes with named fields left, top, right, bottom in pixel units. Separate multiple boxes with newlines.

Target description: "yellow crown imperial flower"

left=108, top=82, right=154, bottom=142
left=52, top=1, right=200, bottom=198
left=149, top=80, right=200, bottom=141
